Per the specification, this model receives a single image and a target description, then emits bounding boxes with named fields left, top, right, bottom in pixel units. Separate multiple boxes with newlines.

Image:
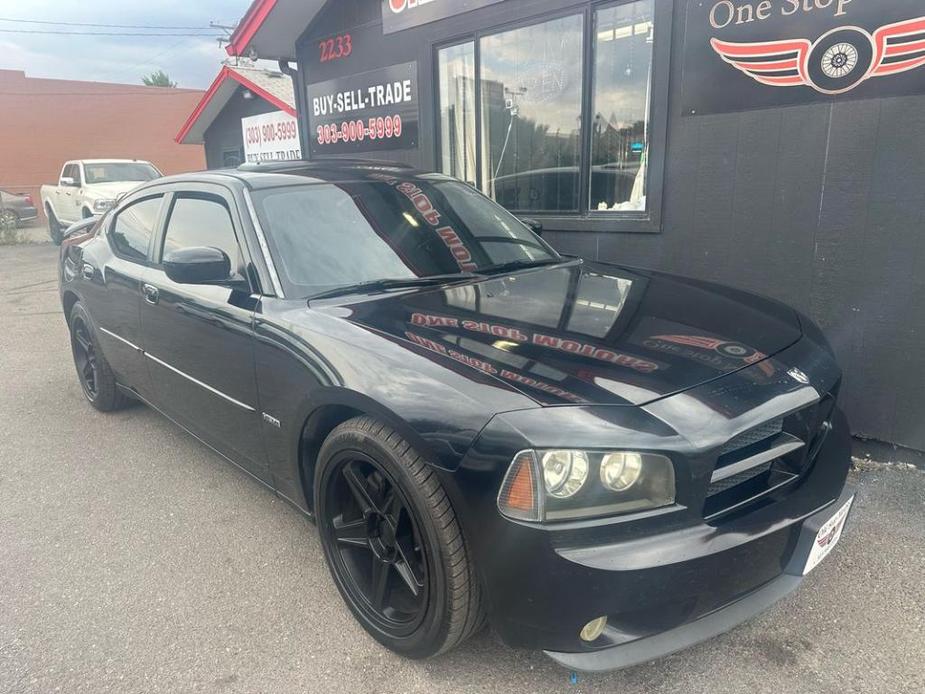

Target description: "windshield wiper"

left=478, top=258, right=564, bottom=276
left=308, top=273, right=480, bottom=303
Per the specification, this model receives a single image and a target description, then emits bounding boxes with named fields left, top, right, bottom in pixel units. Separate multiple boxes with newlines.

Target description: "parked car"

left=57, top=161, right=853, bottom=671
left=41, top=159, right=161, bottom=243
left=0, top=188, right=38, bottom=228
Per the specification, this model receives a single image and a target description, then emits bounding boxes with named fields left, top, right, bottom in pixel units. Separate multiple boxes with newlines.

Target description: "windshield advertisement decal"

left=382, top=0, right=506, bottom=35
left=683, top=1, right=925, bottom=115
left=307, top=61, right=419, bottom=155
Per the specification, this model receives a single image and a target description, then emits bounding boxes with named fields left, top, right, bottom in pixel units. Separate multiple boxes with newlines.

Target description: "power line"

left=0, top=90, right=202, bottom=96
left=0, top=16, right=215, bottom=30
left=96, top=36, right=198, bottom=83
left=0, top=28, right=224, bottom=37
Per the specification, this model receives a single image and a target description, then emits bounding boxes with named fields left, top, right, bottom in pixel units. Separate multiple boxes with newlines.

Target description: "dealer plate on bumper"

left=803, top=496, right=853, bottom=575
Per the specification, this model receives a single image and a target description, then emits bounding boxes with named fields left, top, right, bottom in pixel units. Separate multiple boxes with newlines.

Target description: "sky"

left=0, top=0, right=254, bottom=89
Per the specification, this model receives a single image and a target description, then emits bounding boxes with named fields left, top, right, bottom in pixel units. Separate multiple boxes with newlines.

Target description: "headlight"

left=542, top=450, right=589, bottom=498
left=600, top=452, right=643, bottom=492
left=93, top=199, right=115, bottom=212
left=498, top=449, right=675, bottom=522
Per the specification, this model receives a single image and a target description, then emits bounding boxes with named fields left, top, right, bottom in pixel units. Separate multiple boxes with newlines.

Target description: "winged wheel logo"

left=711, top=16, right=925, bottom=95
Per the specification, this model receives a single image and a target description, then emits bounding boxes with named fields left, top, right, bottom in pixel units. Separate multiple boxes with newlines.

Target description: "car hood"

left=83, top=182, right=143, bottom=199
left=334, top=260, right=804, bottom=407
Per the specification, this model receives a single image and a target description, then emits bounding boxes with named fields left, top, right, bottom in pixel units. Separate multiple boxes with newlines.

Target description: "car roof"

left=144, top=159, right=443, bottom=191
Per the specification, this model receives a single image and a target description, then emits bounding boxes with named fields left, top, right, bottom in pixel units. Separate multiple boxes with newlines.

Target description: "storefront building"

left=176, top=64, right=299, bottom=169
left=226, top=0, right=925, bottom=452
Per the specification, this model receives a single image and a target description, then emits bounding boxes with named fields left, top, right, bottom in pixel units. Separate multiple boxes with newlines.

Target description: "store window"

left=223, top=148, right=244, bottom=168
left=437, top=0, right=665, bottom=229
left=480, top=14, right=584, bottom=214
left=438, top=43, right=476, bottom=185
left=591, top=1, right=654, bottom=213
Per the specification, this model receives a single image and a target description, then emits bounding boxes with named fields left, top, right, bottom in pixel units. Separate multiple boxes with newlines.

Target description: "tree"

left=141, top=70, right=177, bottom=88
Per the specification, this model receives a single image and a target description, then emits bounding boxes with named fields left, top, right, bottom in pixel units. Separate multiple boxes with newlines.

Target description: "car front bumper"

left=544, top=483, right=855, bottom=671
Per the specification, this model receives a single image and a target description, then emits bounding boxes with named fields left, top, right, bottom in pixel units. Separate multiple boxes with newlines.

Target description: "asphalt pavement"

left=1, top=243, right=923, bottom=694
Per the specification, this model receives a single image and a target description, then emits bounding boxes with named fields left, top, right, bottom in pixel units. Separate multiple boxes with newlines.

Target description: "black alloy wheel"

left=325, top=453, right=429, bottom=636
left=316, top=417, right=485, bottom=659
left=72, top=316, right=99, bottom=402
left=68, top=302, right=129, bottom=412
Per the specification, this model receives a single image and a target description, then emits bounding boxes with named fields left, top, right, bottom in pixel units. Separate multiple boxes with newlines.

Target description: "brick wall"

left=0, top=70, right=206, bottom=222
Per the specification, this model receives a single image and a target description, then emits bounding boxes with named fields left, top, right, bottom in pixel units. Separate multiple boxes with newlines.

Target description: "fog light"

left=580, top=616, right=608, bottom=642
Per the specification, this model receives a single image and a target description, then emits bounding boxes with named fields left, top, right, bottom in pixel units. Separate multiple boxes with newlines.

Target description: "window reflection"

left=480, top=14, right=584, bottom=213
left=567, top=273, right=633, bottom=337
left=591, top=1, right=655, bottom=212
left=438, top=43, right=477, bottom=185
left=445, top=268, right=572, bottom=329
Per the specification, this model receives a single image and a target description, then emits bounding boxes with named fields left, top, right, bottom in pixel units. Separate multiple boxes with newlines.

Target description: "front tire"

left=68, top=302, right=129, bottom=412
left=47, top=208, right=63, bottom=245
left=315, top=416, right=485, bottom=659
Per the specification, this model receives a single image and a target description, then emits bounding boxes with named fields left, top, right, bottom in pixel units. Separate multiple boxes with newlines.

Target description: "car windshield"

left=84, top=163, right=160, bottom=185
left=252, top=174, right=560, bottom=299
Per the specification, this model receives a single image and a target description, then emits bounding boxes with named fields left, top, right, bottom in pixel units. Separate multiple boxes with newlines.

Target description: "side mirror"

left=164, top=246, right=231, bottom=285
left=60, top=177, right=76, bottom=187
left=520, top=217, right=543, bottom=236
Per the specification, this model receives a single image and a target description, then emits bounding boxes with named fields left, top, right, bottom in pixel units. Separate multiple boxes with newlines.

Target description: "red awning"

left=226, top=0, right=329, bottom=62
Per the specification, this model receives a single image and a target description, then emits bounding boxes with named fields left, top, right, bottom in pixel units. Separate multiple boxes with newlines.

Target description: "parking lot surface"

left=1, top=243, right=923, bottom=693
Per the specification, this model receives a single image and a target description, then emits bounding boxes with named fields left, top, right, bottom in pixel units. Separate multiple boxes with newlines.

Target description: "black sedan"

left=58, top=161, right=854, bottom=671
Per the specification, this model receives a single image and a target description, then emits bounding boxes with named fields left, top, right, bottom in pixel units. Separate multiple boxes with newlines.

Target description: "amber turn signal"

left=497, top=451, right=541, bottom=522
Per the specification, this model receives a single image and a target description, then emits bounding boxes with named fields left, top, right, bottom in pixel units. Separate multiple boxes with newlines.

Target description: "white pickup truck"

left=41, top=159, right=162, bottom=241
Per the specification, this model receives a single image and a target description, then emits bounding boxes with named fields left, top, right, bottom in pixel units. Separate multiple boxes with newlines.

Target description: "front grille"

left=717, top=419, right=783, bottom=457
left=704, top=398, right=835, bottom=522
left=708, top=460, right=774, bottom=495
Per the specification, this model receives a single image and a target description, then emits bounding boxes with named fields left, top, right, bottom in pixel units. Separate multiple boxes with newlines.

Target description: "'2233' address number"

left=316, top=116, right=404, bottom=145
left=319, top=34, right=352, bottom=63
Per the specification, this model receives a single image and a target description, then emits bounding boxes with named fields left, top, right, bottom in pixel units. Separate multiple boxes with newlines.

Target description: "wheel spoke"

left=383, top=489, right=403, bottom=526
left=333, top=515, right=369, bottom=549
left=393, top=556, right=422, bottom=597
left=370, top=559, right=390, bottom=610
left=74, top=330, right=91, bottom=352
left=343, top=465, right=380, bottom=515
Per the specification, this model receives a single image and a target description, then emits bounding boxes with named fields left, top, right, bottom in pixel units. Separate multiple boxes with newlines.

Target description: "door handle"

left=81, top=263, right=95, bottom=281
left=142, top=284, right=160, bottom=305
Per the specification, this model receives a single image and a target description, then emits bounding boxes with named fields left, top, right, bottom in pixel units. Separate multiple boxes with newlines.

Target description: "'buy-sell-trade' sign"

left=682, top=0, right=925, bottom=115
left=307, top=62, right=419, bottom=155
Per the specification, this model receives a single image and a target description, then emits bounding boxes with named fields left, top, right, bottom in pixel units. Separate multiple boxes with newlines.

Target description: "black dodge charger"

left=58, top=161, right=854, bottom=671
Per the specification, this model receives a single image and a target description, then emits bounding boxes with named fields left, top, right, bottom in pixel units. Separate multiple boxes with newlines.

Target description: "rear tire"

left=0, top=209, right=18, bottom=229
left=47, top=208, right=63, bottom=245
left=315, top=416, right=485, bottom=659
left=68, top=302, right=129, bottom=412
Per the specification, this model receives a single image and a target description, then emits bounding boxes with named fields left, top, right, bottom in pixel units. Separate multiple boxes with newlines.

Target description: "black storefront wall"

left=203, top=85, right=283, bottom=169
left=294, top=0, right=925, bottom=451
